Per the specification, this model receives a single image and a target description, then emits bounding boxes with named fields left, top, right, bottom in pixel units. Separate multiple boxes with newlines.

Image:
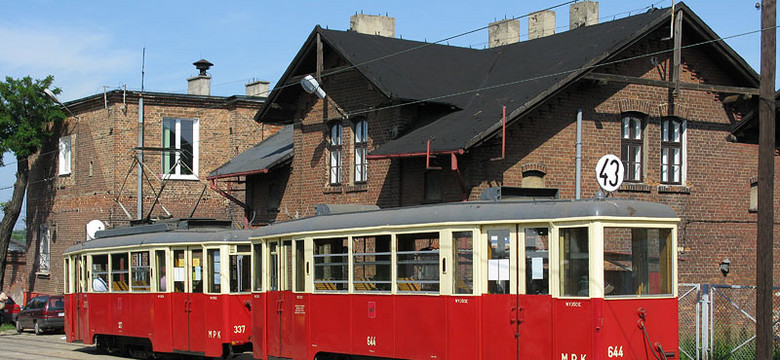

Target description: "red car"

left=15, top=295, right=65, bottom=335
left=1, top=296, right=21, bottom=325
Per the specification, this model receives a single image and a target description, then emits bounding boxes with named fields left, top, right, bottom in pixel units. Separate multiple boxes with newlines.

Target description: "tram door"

left=517, top=227, right=552, bottom=359
left=73, top=256, right=85, bottom=342
left=267, top=240, right=293, bottom=358
left=171, top=247, right=206, bottom=353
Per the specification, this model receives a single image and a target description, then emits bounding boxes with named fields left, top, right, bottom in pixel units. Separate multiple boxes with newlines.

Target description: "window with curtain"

left=328, top=122, right=342, bottom=185
left=661, top=117, right=685, bottom=185
left=354, top=118, right=368, bottom=183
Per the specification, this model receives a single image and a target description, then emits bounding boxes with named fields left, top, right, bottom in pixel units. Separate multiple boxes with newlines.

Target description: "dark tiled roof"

left=208, top=125, right=293, bottom=179
left=257, top=3, right=758, bottom=157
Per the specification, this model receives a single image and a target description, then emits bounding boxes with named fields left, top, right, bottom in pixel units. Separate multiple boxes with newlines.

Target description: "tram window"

left=111, top=253, right=129, bottom=292
left=231, top=247, right=251, bottom=293
left=131, top=251, right=151, bottom=292
left=397, top=232, right=440, bottom=293
left=603, top=228, right=672, bottom=296
left=283, top=241, right=293, bottom=291
left=253, top=244, right=263, bottom=291
left=295, top=240, right=304, bottom=292
left=487, top=229, right=510, bottom=294
left=64, top=258, right=70, bottom=294
left=560, top=227, right=589, bottom=297
left=525, top=228, right=549, bottom=295
left=173, top=250, right=186, bottom=292
left=207, top=249, right=221, bottom=293
left=155, top=250, right=167, bottom=292
left=192, top=249, right=204, bottom=293
left=91, top=255, right=109, bottom=292
left=313, top=238, right=348, bottom=291
left=269, top=242, right=279, bottom=291
left=452, top=231, right=473, bottom=294
left=353, top=235, right=391, bottom=292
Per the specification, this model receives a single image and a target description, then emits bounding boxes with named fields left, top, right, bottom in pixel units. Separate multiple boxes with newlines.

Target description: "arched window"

left=661, top=117, right=685, bottom=184
left=329, top=122, right=343, bottom=185
left=354, top=118, right=368, bottom=183
left=621, top=114, right=644, bottom=182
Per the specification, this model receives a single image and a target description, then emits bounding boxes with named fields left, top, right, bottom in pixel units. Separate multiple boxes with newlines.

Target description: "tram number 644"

left=366, top=336, right=377, bottom=347
left=607, top=345, right=624, bottom=358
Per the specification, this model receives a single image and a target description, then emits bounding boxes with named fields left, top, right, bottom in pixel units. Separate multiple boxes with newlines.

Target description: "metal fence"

left=679, top=283, right=780, bottom=359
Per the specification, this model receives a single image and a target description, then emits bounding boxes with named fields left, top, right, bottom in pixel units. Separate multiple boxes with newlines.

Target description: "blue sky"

left=0, top=0, right=776, bottom=229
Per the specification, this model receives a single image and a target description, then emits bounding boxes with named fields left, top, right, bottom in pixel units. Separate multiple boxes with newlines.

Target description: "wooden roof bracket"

left=673, top=9, right=683, bottom=97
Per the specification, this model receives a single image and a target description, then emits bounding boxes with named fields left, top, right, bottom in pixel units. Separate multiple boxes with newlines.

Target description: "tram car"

left=249, top=199, right=679, bottom=360
left=63, top=219, right=254, bottom=358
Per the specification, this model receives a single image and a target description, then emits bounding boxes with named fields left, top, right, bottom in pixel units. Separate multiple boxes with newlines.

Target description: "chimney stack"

left=188, top=59, right=213, bottom=96
left=350, top=13, right=395, bottom=37
left=489, top=19, right=520, bottom=48
left=245, top=80, right=270, bottom=97
left=569, top=1, right=599, bottom=30
left=528, top=10, right=556, bottom=40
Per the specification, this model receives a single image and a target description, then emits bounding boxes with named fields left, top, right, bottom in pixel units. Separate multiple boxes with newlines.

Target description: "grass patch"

left=0, top=323, right=15, bottom=332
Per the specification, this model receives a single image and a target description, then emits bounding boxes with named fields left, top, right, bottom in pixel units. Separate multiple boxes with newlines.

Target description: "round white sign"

left=595, top=154, right=624, bottom=193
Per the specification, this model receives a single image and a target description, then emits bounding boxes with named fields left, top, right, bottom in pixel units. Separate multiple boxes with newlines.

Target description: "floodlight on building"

left=301, top=75, right=327, bottom=99
left=43, top=88, right=77, bottom=118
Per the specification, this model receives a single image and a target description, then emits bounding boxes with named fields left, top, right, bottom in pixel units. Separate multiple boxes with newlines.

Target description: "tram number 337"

left=607, top=345, right=624, bottom=358
left=366, top=336, right=377, bottom=346
left=234, top=325, right=246, bottom=334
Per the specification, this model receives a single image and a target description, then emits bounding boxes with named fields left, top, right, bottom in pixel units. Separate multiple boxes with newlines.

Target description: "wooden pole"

left=756, top=0, right=776, bottom=358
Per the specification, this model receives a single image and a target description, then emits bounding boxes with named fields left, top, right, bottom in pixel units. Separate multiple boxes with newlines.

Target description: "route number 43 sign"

left=596, top=154, right=624, bottom=193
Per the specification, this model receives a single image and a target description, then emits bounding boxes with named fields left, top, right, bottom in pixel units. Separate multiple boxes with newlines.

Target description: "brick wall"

left=2, top=91, right=267, bottom=298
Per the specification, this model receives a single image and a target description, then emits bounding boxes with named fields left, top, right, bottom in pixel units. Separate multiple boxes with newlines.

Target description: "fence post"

left=700, top=284, right=710, bottom=360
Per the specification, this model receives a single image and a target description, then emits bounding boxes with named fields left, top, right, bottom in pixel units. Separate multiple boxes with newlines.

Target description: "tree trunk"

left=0, top=156, right=29, bottom=291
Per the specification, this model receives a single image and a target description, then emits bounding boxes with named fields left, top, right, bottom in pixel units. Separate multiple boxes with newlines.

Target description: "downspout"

left=576, top=108, right=582, bottom=200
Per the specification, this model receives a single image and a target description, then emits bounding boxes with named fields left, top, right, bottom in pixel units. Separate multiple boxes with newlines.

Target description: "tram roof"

left=251, top=199, right=678, bottom=238
left=64, top=228, right=253, bottom=255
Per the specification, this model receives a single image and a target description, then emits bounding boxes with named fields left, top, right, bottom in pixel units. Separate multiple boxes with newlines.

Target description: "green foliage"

left=10, top=229, right=24, bottom=244
left=0, top=76, right=65, bottom=161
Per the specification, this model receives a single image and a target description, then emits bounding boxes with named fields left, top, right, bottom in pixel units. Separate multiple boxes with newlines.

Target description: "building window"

left=58, top=136, right=72, bottom=175
left=354, top=118, right=368, bottom=183
left=621, top=114, right=644, bottom=182
left=750, top=180, right=758, bottom=212
left=661, top=117, right=685, bottom=184
left=162, top=117, right=199, bottom=179
left=329, top=122, right=342, bottom=185
left=38, top=225, right=50, bottom=273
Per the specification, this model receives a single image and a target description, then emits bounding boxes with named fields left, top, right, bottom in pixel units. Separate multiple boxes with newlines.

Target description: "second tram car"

left=63, top=219, right=254, bottom=358
left=249, top=199, right=679, bottom=360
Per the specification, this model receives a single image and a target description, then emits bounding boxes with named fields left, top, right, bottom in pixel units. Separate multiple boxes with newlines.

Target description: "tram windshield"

left=603, top=227, right=673, bottom=296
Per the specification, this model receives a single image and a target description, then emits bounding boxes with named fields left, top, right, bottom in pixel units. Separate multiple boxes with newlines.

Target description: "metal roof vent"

left=193, top=59, right=213, bottom=76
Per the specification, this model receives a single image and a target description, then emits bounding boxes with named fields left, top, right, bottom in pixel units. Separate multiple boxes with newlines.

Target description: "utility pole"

left=137, top=48, right=146, bottom=220
left=756, top=0, right=775, bottom=358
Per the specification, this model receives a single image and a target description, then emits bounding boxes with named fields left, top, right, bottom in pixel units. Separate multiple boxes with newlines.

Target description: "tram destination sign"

left=595, top=154, right=624, bottom=193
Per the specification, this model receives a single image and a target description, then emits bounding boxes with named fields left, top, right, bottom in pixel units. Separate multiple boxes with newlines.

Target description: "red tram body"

left=248, top=200, right=679, bottom=360
left=65, top=200, right=679, bottom=359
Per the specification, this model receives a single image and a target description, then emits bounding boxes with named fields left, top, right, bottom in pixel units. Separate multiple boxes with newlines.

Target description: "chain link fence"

left=678, top=284, right=780, bottom=359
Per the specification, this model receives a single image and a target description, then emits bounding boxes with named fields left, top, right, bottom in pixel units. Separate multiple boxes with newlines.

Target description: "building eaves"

left=63, top=90, right=264, bottom=114
left=208, top=125, right=294, bottom=179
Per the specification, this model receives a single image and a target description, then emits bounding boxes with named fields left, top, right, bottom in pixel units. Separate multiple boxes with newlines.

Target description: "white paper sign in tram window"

left=194, top=266, right=202, bottom=281
left=532, top=257, right=544, bottom=280
left=174, top=267, right=185, bottom=282
left=488, top=259, right=510, bottom=281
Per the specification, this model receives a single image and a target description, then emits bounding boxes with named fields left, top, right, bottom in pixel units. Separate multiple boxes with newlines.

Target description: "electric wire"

left=0, top=15, right=774, bottom=191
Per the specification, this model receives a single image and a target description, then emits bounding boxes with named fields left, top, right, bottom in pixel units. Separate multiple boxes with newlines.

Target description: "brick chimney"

left=569, top=1, right=599, bottom=30
left=350, top=13, right=395, bottom=37
left=245, top=80, right=270, bottom=97
left=528, top=10, right=556, bottom=40
left=188, top=59, right=213, bottom=96
left=488, top=19, right=520, bottom=48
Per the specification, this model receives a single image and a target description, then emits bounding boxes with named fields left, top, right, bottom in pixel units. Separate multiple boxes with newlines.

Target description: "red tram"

left=63, top=220, right=254, bottom=358
left=248, top=199, right=679, bottom=360
left=64, top=199, right=679, bottom=359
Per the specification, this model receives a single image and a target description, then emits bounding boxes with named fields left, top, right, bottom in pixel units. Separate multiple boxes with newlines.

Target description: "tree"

left=0, top=76, right=65, bottom=291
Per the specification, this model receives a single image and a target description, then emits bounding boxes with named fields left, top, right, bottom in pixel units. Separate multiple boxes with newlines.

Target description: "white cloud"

left=0, top=25, right=136, bottom=101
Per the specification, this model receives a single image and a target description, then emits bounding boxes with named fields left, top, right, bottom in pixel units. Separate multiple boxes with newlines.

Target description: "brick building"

left=1, top=63, right=276, bottom=302
left=230, top=3, right=778, bottom=287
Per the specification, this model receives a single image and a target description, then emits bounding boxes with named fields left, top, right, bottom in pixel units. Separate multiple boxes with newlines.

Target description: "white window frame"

left=58, top=135, right=72, bottom=175
left=354, top=119, right=368, bottom=183
left=162, top=117, right=199, bottom=180
left=38, top=225, right=51, bottom=274
left=660, top=117, right=687, bottom=185
left=329, top=122, right=342, bottom=185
